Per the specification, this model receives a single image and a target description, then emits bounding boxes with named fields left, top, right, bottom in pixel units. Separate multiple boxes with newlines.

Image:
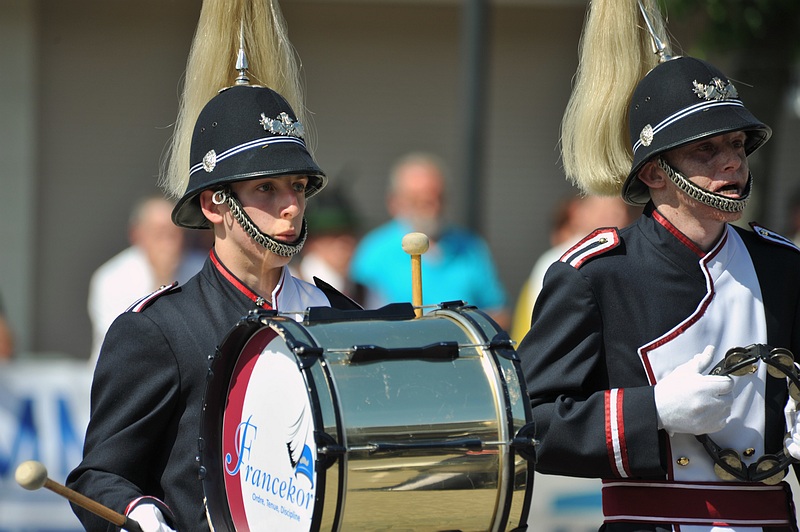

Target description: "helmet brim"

left=623, top=117, right=770, bottom=205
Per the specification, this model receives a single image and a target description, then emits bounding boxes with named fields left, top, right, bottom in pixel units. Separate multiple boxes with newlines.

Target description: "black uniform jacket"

left=519, top=203, right=800, bottom=529
left=67, top=253, right=327, bottom=530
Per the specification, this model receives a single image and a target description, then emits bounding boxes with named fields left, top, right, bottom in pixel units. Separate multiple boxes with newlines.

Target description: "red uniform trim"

left=652, top=210, right=705, bottom=257
left=605, top=389, right=631, bottom=478
left=602, top=479, right=795, bottom=527
left=560, top=228, right=620, bottom=269
left=639, top=229, right=727, bottom=384
left=128, top=282, right=179, bottom=313
left=210, top=249, right=275, bottom=310
left=125, top=496, right=175, bottom=520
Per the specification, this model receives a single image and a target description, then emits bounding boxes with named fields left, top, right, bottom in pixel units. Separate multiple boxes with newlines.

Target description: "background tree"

left=663, top=0, right=800, bottom=222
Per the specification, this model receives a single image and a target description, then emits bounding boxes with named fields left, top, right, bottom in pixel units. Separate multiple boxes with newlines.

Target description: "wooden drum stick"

left=402, top=232, right=430, bottom=317
left=15, top=460, right=143, bottom=532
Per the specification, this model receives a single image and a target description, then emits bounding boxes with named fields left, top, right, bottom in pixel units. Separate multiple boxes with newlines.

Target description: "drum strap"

left=601, top=479, right=797, bottom=527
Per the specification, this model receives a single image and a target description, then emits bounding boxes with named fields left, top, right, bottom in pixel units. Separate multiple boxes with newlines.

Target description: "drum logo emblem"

left=223, top=411, right=316, bottom=515
left=225, top=414, right=257, bottom=476
left=288, top=440, right=315, bottom=488
left=224, top=413, right=316, bottom=494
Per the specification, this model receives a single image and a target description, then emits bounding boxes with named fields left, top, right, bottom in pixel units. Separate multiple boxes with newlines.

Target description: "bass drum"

left=199, top=301, right=534, bottom=532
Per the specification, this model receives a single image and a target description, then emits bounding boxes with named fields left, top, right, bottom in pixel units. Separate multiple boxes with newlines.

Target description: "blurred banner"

left=0, top=359, right=90, bottom=532
left=527, top=474, right=602, bottom=531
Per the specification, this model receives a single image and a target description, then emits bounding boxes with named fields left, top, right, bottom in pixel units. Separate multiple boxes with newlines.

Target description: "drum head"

left=201, top=319, right=319, bottom=531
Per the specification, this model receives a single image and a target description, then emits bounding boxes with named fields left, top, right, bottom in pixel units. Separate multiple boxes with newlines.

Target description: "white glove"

left=654, top=345, right=734, bottom=436
left=784, top=396, right=800, bottom=460
left=127, top=503, right=177, bottom=532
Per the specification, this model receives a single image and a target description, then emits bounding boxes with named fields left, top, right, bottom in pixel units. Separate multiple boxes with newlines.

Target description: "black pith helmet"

left=172, top=85, right=326, bottom=229
left=622, top=56, right=772, bottom=205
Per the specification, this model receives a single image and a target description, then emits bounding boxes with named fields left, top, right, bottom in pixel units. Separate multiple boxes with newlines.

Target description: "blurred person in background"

left=292, top=183, right=365, bottom=303
left=87, top=195, right=205, bottom=365
left=511, top=194, right=639, bottom=343
left=0, top=292, right=14, bottom=360
left=350, top=152, right=510, bottom=329
left=785, top=186, right=800, bottom=246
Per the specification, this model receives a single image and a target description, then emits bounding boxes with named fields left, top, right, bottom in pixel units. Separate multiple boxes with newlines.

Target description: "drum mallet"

left=402, top=232, right=430, bottom=318
left=15, top=460, right=143, bottom=532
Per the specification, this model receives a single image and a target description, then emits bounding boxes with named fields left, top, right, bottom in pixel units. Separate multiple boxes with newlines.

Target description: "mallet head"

left=402, top=232, right=430, bottom=256
left=15, top=460, right=48, bottom=491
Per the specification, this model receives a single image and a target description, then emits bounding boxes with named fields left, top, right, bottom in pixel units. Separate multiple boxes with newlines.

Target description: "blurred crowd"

left=5, top=156, right=800, bottom=362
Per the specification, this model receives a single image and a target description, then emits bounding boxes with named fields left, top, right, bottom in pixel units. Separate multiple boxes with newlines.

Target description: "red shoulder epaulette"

left=749, top=223, right=800, bottom=253
left=126, top=281, right=179, bottom=313
left=559, top=228, right=620, bottom=269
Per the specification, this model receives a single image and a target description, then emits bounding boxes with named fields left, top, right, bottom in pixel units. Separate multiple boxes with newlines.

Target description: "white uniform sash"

left=640, top=226, right=768, bottom=480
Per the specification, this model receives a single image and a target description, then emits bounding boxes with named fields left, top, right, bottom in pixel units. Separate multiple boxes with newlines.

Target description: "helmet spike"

left=637, top=0, right=672, bottom=63
left=235, top=20, right=250, bottom=86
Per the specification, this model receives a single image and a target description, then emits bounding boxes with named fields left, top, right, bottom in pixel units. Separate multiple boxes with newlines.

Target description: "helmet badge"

left=259, top=112, right=305, bottom=139
left=693, top=78, right=739, bottom=102
left=203, top=150, right=217, bottom=173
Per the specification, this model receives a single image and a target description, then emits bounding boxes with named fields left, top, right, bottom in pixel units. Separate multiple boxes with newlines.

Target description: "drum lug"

left=511, top=422, right=538, bottom=463
left=490, top=331, right=518, bottom=360
left=288, top=343, right=324, bottom=368
left=315, top=431, right=345, bottom=470
left=246, top=308, right=278, bottom=320
left=439, top=299, right=469, bottom=310
left=361, top=437, right=484, bottom=454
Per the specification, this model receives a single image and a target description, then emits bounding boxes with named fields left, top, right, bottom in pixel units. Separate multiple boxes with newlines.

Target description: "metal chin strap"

left=657, top=157, right=751, bottom=213
left=212, top=188, right=307, bottom=257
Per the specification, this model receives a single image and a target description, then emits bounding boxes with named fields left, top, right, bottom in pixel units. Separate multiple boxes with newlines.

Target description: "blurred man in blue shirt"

left=351, top=152, right=509, bottom=330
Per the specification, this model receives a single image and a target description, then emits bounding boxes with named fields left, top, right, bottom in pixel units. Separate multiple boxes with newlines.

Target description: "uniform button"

left=676, top=456, right=690, bottom=466
left=743, top=448, right=756, bottom=457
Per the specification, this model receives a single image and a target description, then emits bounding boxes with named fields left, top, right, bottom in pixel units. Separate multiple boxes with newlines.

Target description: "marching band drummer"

left=67, top=1, right=339, bottom=530
left=520, top=1, right=800, bottom=530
